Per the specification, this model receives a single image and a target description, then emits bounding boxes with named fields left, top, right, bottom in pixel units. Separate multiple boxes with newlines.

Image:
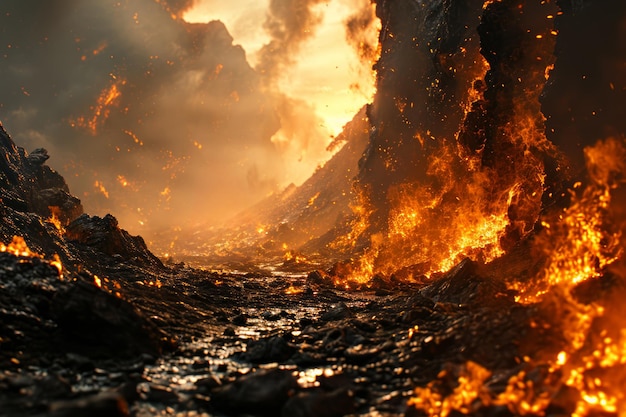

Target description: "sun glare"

left=182, top=0, right=377, bottom=137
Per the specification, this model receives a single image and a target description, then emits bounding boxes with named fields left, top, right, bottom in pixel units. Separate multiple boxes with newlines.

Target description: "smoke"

left=255, top=0, right=326, bottom=86
left=344, top=0, right=379, bottom=94
left=0, top=0, right=381, bottom=252
left=0, top=0, right=287, bottom=237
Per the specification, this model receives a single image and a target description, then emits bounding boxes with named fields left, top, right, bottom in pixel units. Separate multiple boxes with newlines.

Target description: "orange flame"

left=47, top=206, right=65, bottom=232
left=0, top=236, right=38, bottom=257
left=0, top=236, right=63, bottom=276
left=70, top=75, right=126, bottom=134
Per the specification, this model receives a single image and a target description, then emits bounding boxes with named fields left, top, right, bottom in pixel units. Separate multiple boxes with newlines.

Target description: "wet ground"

left=0, top=250, right=534, bottom=417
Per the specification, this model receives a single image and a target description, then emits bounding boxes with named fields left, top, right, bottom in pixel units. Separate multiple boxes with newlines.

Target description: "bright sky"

left=183, top=0, right=376, bottom=136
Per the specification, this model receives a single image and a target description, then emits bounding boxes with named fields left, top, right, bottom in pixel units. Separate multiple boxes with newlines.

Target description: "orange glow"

left=0, top=236, right=38, bottom=258
left=47, top=206, right=65, bottom=232
left=184, top=0, right=380, bottom=137
left=284, top=284, right=304, bottom=295
left=50, top=254, right=63, bottom=276
left=94, top=275, right=102, bottom=288
left=70, top=75, right=126, bottom=134
left=409, top=138, right=626, bottom=417
left=0, top=236, right=63, bottom=276
left=117, top=175, right=129, bottom=188
left=92, top=41, right=108, bottom=56
left=94, top=180, right=110, bottom=198
left=123, top=129, right=144, bottom=146
left=408, top=361, right=492, bottom=417
left=513, top=138, right=625, bottom=303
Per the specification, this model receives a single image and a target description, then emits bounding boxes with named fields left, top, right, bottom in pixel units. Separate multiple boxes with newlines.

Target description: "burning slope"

left=179, top=1, right=625, bottom=413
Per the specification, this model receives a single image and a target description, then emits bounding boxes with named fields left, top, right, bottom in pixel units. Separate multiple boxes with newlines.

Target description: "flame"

left=94, top=275, right=102, bottom=288
left=285, top=284, right=304, bottom=295
left=0, top=236, right=63, bottom=276
left=284, top=249, right=307, bottom=264
left=70, top=75, right=126, bottom=134
left=409, top=138, right=626, bottom=417
left=408, top=361, right=493, bottom=417
left=513, top=137, right=625, bottom=303
left=47, top=206, right=65, bottom=232
left=0, top=236, right=38, bottom=257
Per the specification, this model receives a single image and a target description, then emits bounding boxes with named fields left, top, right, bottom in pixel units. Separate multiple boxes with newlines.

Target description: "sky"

left=0, top=0, right=379, bottom=239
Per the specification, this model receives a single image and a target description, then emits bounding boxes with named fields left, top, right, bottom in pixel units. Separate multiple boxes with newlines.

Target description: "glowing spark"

left=124, top=129, right=144, bottom=145
left=94, top=180, right=109, bottom=198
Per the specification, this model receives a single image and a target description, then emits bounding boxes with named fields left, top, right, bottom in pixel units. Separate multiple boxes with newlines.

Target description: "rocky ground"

left=0, top=125, right=612, bottom=417
left=1, top=242, right=540, bottom=417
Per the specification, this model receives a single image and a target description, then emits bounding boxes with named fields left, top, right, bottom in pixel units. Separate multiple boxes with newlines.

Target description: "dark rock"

left=261, top=310, right=282, bottom=321
left=49, top=391, right=129, bottom=417
left=240, top=335, right=296, bottom=363
left=306, top=270, right=331, bottom=286
left=344, top=344, right=381, bottom=364
left=280, top=388, right=356, bottom=417
left=231, top=313, right=247, bottom=326
left=299, top=317, right=314, bottom=328
left=195, top=375, right=222, bottom=391
left=32, top=188, right=82, bottom=225
left=419, top=258, right=510, bottom=306
left=320, top=302, right=352, bottom=321
left=65, top=214, right=163, bottom=269
left=146, top=384, right=178, bottom=403
left=211, top=368, right=298, bottom=415
left=51, top=281, right=166, bottom=358
left=25, top=148, right=49, bottom=166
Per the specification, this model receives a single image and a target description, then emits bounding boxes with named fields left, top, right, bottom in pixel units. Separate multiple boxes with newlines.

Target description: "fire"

left=70, top=75, right=126, bottom=134
left=514, top=137, right=625, bottom=303
left=94, top=275, right=102, bottom=288
left=0, top=236, right=38, bottom=258
left=47, top=206, right=65, bottom=232
left=0, top=236, right=63, bottom=276
left=408, top=361, right=493, bottom=417
left=409, top=138, right=626, bottom=417
left=283, top=250, right=307, bottom=264
left=284, top=284, right=304, bottom=295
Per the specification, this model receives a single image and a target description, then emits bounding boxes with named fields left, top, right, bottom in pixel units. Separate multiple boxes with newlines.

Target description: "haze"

left=0, top=0, right=378, bottom=243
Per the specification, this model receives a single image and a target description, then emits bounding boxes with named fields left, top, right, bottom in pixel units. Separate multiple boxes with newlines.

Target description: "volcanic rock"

left=280, top=388, right=356, bottom=417
left=0, top=124, right=83, bottom=223
left=239, top=335, right=296, bottom=363
left=51, top=280, right=166, bottom=358
left=65, top=214, right=163, bottom=269
left=211, top=368, right=298, bottom=415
